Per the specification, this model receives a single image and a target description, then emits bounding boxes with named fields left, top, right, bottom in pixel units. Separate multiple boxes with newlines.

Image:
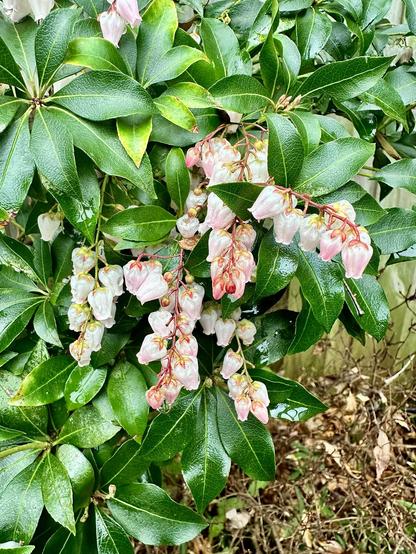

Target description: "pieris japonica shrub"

left=0, top=0, right=415, bottom=550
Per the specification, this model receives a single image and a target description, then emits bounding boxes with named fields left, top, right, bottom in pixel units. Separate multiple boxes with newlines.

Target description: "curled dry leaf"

left=373, top=429, right=391, bottom=480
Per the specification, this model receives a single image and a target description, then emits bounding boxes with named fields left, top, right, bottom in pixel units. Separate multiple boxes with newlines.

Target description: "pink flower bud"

left=178, top=283, right=204, bottom=320
left=123, top=259, right=149, bottom=294
left=205, top=193, right=235, bottom=230
left=67, top=303, right=90, bottom=332
left=72, top=247, right=96, bottom=275
left=146, top=386, right=165, bottom=410
left=137, top=333, right=167, bottom=364
left=176, top=334, right=198, bottom=357
left=248, top=186, right=292, bottom=221
left=28, top=0, right=54, bottom=21
left=273, top=208, right=304, bottom=245
left=250, top=400, right=269, bottom=424
left=200, top=138, right=238, bottom=178
left=250, top=381, right=270, bottom=406
left=220, top=349, right=243, bottom=379
left=148, top=310, right=174, bottom=338
left=88, top=287, right=114, bottom=321
left=176, top=214, right=200, bottom=238
left=235, top=224, right=256, bottom=251
left=70, top=273, right=95, bottom=304
left=69, top=337, right=92, bottom=367
left=225, top=268, right=246, bottom=301
left=98, top=8, right=126, bottom=47
left=215, top=318, right=236, bottom=347
left=207, top=229, right=232, bottom=262
left=115, top=0, right=141, bottom=27
left=236, top=319, right=256, bottom=346
left=234, top=395, right=251, bottom=422
left=37, top=212, right=62, bottom=242
left=319, top=229, right=346, bottom=262
left=99, top=265, right=123, bottom=297
left=164, top=377, right=182, bottom=405
left=228, top=373, right=249, bottom=398
left=234, top=249, right=255, bottom=281
left=341, top=232, right=373, bottom=279
left=136, top=273, right=169, bottom=304
left=84, top=321, right=105, bottom=352
left=185, top=144, right=201, bottom=169
left=171, top=355, right=200, bottom=390
left=199, top=303, right=221, bottom=335
left=299, top=214, right=324, bottom=251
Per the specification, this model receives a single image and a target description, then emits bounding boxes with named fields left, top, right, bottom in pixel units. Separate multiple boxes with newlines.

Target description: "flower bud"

left=228, top=373, right=249, bottom=398
left=341, top=231, right=373, bottom=279
left=146, top=386, right=165, bottom=410
left=207, top=229, right=232, bottom=262
left=250, top=400, right=269, bottom=424
left=101, top=301, right=117, bottom=329
left=319, top=229, right=346, bottom=262
left=164, top=377, right=182, bottom=405
left=171, top=355, right=199, bottom=390
left=248, top=186, right=293, bottom=221
left=299, top=214, right=324, bottom=252
left=136, top=333, right=167, bottom=364
left=235, top=224, right=256, bottom=251
left=251, top=381, right=270, bottom=406
left=70, top=273, right=95, bottom=304
left=98, top=7, right=126, bottom=46
left=236, top=319, right=256, bottom=346
left=220, top=349, right=243, bottom=379
left=185, top=144, right=201, bottom=169
left=176, top=214, right=200, bottom=238
left=215, top=318, right=236, bottom=347
left=176, top=313, right=196, bottom=335
left=123, top=259, right=149, bottom=295
left=273, top=208, right=304, bottom=245
left=178, top=283, right=204, bottom=320
left=199, top=303, right=221, bottom=335
left=88, top=287, right=114, bottom=321
left=246, top=147, right=269, bottom=183
left=136, top=272, right=169, bottom=304
left=28, top=0, right=54, bottom=21
left=176, top=333, right=198, bottom=357
left=69, top=337, right=92, bottom=367
left=72, top=247, right=96, bottom=275
left=325, top=200, right=356, bottom=229
left=185, top=189, right=207, bottom=210
left=148, top=310, right=174, bottom=338
left=84, top=320, right=105, bottom=352
left=114, top=0, right=141, bottom=27
left=67, top=303, right=90, bottom=332
left=205, top=193, right=235, bottom=230
left=99, top=265, right=123, bottom=297
left=234, top=395, right=251, bottom=422
left=37, top=212, right=62, bottom=242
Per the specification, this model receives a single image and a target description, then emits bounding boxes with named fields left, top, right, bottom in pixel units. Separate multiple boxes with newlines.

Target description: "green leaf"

left=57, top=405, right=120, bottom=448
left=182, top=389, right=230, bottom=512
left=65, top=37, right=129, bottom=73
left=250, top=368, right=327, bottom=421
left=318, top=115, right=350, bottom=141
left=361, top=0, right=390, bottom=27
left=0, top=296, right=42, bottom=355
left=140, top=391, right=201, bottom=461
left=293, top=138, right=375, bottom=196
left=208, top=183, right=262, bottom=220
left=0, top=545, right=35, bottom=553
left=353, top=193, right=386, bottom=226
left=154, top=95, right=197, bottom=132
left=0, top=96, right=26, bottom=132
left=50, top=70, right=156, bottom=121
left=11, top=355, right=76, bottom=406
left=161, top=82, right=216, bottom=109
left=361, top=79, right=407, bottom=127
left=33, top=301, right=62, bottom=348
left=185, top=232, right=210, bottom=278
left=165, top=148, right=190, bottom=214
left=64, top=365, right=107, bottom=410
left=367, top=208, right=416, bottom=254
left=56, top=444, right=95, bottom=509
left=0, top=450, right=40, bottom=495
left=0, top=235, right=37, bottom=281
left=374, top=159, right=416, bottom=195
left=344, top=275, right=389, bottom=341
left=73, top=0, right=107, bottom=17
left=0, top=461, right=43, bottom=543
left=143, top=45, right=207, bottom=87
left=41, top=452, right=75, bottom=534
left=254, top=231, right=298, bottom=300
left=296, top=249, right=345, bottom=332
left=288, top=299, right=324, bottom=354
left=42, top=512, right=94, bottom=554
left=259, top=33, right=280, bottom=99
left=107, top=361, right=148, bottom=440
left=209, top=75, right=270, bottom=113
left=95, top=508, right=133, bottom=554
left=35, top=8, right=80, bottom=88
left=200, top=18, right=251, bottom=80
left=0, top=36, right=25, bottom=89
left=100, top=439, right=148, bottom=488
left=117, top=116, right=152, bottom=168
left=0, top=18, right=37, bottom=84
left=216, top=389, right=275, bottom=481
left=150, top=110, right=219, bottom=147
left=288, top=111, right=321, bottom=155
left=267, top=113, right=304, bottom=186
left=385, top=66, right=416, bottom=105
left=295, top=8, right=331, bottom=60
left=108, top=483, right=207, bottom=545
left=0, top=114, right=35, bottom=213
left=33, top=236, right=51, bottom=283
left=102, top=206, right=176, bottom=243
left=90, top=331, right=130, bottom=368
left=403, top=0, right=416, bottom=33
left=48, top=106, right=155, bottom=197
left=296, top=56, right=391, bottom=100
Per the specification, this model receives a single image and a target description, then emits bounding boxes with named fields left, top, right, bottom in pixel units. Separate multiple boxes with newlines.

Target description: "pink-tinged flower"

left=250, top=400, right=269, bottom=424
left=234, top=249, right=255, bottom=281
left=251, top=381, right=270, bottom=406
left=137, top=333, right=167, bottom=364
left=37, top=212, right=62, bottom=242
left=176, top=313, right=196, bottom=335
left=179, top=284, right=204, bottom=320
left=136, top=273, right=169, bottom=304
left=148, top=310, right=174, bottom=338
left=28, top=0, right=54, bottom=21
left=70, top=273, right=95, bottom=304
left=299, top=214, right=324, bottom=251
left=246, top=143, right=269, bottom=183
left=209, top=161, right=241, bottom=186
left=176, top=333, right=198, bottom=356
left=248, top=186, right=292, bottom=221
left=228, top=373, right=249, bottom=398
left=102, top=301, right=117, bottom=329
left=234, top=395, right=251, bottom=422
left=205, top=193, right=235, bottom=230
left=220, top=349, right=243, bottom=379
left=115, top=0, right=141, bottom=26
left=67, top=303, right=90, bottom=332
left=185, top=189, right=207, bottom=210
left=200, top=138, right=238, bottom=178
left=98, top=7, right=126, bottom=46
left=341, top=231, right=373, bottom=279
left=88, top=287, right=114, bottom=321
left=235, top=224, right=256, bottom=251
left=230, top=307, right=241, bottom=321
left=72, top=247, right=96, bottom=275
left=273, top=208, right=304, bottom=245
left=172, top=355, right=200, bottom=390
left=215, top=318, right=236, bottom=347
left=226, top=268, right=247, bottom=301
left=69, top=337, right=92, bottom=367
left=236, top=319, right=256, bottom=346
left=123, top=259, right=149, bottom=294
left=176, top=214, right=199, bottom=238
left=3, top=0, right=31, bottom=22
left=319, top=229, right=346, bottom=262
left=185, top=144, right=201, bottom=169
left=164, top=377, right=182, bottom=405
left=146, top=386, right=165, bottom=409
left=199, top=303, right=221, bottom=335
left=99, top=265, right=123, bottom=297
left=325, top=200, right=356, bottom=228
left=84, top=321, right=105, bottom=352
left=207, top=229, right=232, bottom=262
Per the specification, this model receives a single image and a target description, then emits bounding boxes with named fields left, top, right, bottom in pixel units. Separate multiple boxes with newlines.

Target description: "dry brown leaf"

left=345, top=392, right=357, bottom=413
left=303, top=528, right=313, bottom=548
left=225, top=508, right=250, bottom=529
left=319, top=539, right=345, bottom=553
left=373, top=429, right=391, bottom=480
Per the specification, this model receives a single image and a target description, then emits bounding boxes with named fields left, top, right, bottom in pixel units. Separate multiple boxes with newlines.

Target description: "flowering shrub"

left=0, top=0, right=415, bottom=549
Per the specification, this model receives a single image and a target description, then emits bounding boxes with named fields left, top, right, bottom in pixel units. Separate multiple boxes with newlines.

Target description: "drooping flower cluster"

left=68, top=247, right=123, bottom=366
left=2, top=0, right=54, bottom=22
left=98, top=0, right=141, bottom=47
left=227, top=374, right=270, bottom=424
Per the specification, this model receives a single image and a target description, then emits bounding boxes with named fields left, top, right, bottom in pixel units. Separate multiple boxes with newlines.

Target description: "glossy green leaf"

left=107, top=361, right=148, bottom=440
left=0, top=37, right=25, bottom=89
left=403, top=0, right=416, bottom=33
left=0, top=18, right=37, bottom=84
left=374, top=159, right=416, bottom=195
left=0, top=96, right=25, bottom=132
left=295, top=8, right=331, bottom=60
left=0, top=235, right=37, bottom=281
left=56, top=444, right=95, bottom=509
left=50, top=71, right=155, bottom=121
left=57, top=405, right=121, bottom=448
left=108, top=483, right=207, bottom=545
left=41, top=452, right=75, bottom=534
left=161, top=82, right=216, bottom=109
left=64, top=365, right=107, bottom=410
left=267, top=113, right=304, bottom=186
left=318, top=115, right=350, bottom=141
left=296, top=249, right=345, bottom=332
left=33, top=301, right=62, bottom=347
left=100, top=439, right=148, bottom=488
left=0, top=450, right=40, bottom=496
left=384, top=66, right=416, bottom=105
left=90, top=332, right=130, bottom=368
left=216, top=390, right=275, bottom=481
left=65, top=37, right=129, bottom=73
left=353, top=193, right=386, bottom=226
left=367, top=208, right=416, bottom=254
left=32, top=236, right=51, bottom=284
left=362, top=0, right=390, bottom=27
left=288, top=299, right=325, bottom=354
left=95, top=508, right=133, bottom=554
left=288, top=111, right=321, bottom=154
left=185, top=232, right=210, bottom=278
left=0, top=296, right=42, bottom=355
left=165, top=147, right=190, bottom=214
left=361, top=79, right=407, bottom=127
left=293, top=138, right=375, bottom=196
left=154, top=94, right=197, bottom=132
left=117, top=116, right=152, bottom=168
left=144, top=45, right=207, bottom=87
left=150, top=110, right=219, bottom=147
left=208, top=183, right=262, bottom=220
left=210, top=75, right=270, bottom=113
left=259, top=33, right=280, bottom=99
left=42, top=511, right=95, bottom=554
left=103, top=206, right=176, bottom=243
left=254, top=231, right=298, bottom=300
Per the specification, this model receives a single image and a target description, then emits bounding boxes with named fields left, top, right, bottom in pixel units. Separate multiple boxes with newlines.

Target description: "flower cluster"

left=98, top=0, right=141, bottom=47
left=2, top=0, right=54, bottom=23
left=68, top=247, right=123, bottom=366
left=228, top=374, right=270, bottom=424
